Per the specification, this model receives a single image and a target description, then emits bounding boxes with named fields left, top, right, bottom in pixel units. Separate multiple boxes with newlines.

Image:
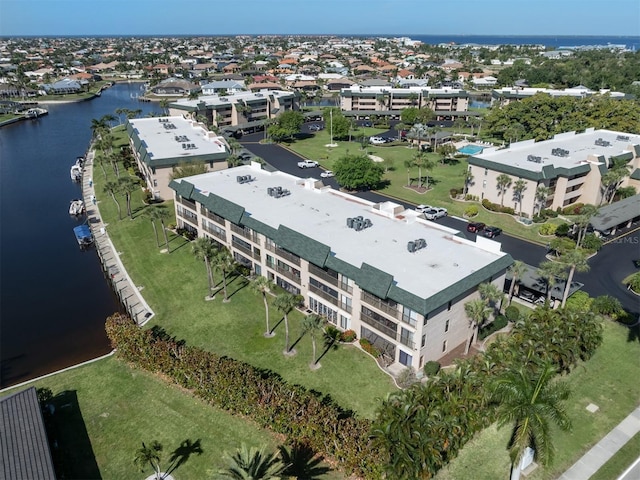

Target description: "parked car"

left=415, top=204, right=434, bottom=213
left=519, top=290, right=545, bottom=305
left=369, top=136, right=386, bottom=145
left=320, top=170, right=334, bottom=178
left=482, top=226, right=503, bottom=238
left=434, top=207, right=448, bottom=218
left=361, top=121, right=372, bottom=127
left=423, top=208, right=440, bottom=220
left=308, top=124, right=323, bottom=132
left=466, top=222, right=486, bottom=233
left=297, top=160, right=319, bottom=168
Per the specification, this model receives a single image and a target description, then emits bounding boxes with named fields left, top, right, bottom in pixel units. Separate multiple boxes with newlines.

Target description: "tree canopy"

left=333, top=153, right=385, bottom=191
left=322, top=107, right=351, bottom=139
left=267, top=110, right=304, bottom=142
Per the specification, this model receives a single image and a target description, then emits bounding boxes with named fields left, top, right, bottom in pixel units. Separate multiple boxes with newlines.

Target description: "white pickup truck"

left=297, top=160, right=319, bottom=168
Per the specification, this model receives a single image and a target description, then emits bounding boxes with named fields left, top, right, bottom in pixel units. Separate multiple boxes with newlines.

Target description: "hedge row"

left=105, top=313, right=384, bottom=479
left=482, top=198, right=515, bottom=215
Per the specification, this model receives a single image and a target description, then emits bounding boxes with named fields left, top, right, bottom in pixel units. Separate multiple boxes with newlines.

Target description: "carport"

left=505, top=263, right=584, bottom=307
left=590, top=194, right=640, bottom=236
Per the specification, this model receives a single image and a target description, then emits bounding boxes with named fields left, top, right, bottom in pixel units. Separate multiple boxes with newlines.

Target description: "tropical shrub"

left=450, top=188, right=459, bottom=197
left=582, top=233, right=603, bottom=252
left=562, top=203, right=585, bottom=215
left=623, top=271, right=640, bottom=294
left=504, top=305, right=520, bottom=322
left=478, top=315, right=508, bottom=340
left=359, top=338, right=380, bottom=357
left=396, top=367, right=419, bottom=388
left=465, top=194, right=479, bottom=201
left=555, top=222, right=571, bottom=236
left=591, top=295, right=625, bottom=319
left=482, top=198, right=515, bottom=215
left=564, top=291, right=593, bottom=312
left=538, top=223, right=558, bottom=236
left=464, top=205, right=479, bottom=218
left=423, top=361, right=441, bottom=377
left=340, top=329, right=357, bottom=342
left=541, top=208, right=559, bottom=218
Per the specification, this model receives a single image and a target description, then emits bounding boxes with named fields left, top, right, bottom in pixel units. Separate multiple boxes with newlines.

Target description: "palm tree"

left=218, top=444, right=287, bottom=480
left=408, top=123, right=427, bottom=150
left=118, top=176, right=139, bottom=219
left=462, top=167, right=474, bottom=196
left=496, top=173, right=513, bottom=207
left=512, top=179, right=527, bottom=217
left=410, top=151, right=436, bottom=190
left=464, top=299, right=491, bottom=354
left=507, top=260, right=526, bottom=306
left=534, top=185, right=550, bottom=216
left=277, top=443, right=330, bottom=479
left=103, top=180, right=122, bottom=220
left=251, top=276, right=275, bottom=337
left=574, top=204, right=598, bottom=248
left=133, top=441, right=164, bottom=480
left=559, top=249, right=590, bottom=308
left=272, top=293, right=301, bottom=354
left=159, top=98, right=169, bottom=115
left=536, top=261, right=566, bottom=302
left=144, top=206, right=164, bottom=247
left=155, top=207, right=172, bottom=252
left=489, top=364, right=571, bottom=479
left=193, top=236, right=218, bottom=299
left=213, top=248, right=236, bottom=303
left=478, top=282, right=504, bottom=315
left=301, top=314, right=325, bottom=369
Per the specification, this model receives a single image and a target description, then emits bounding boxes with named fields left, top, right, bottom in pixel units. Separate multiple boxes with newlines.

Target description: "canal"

left=0, top=83, right=162, bottom=388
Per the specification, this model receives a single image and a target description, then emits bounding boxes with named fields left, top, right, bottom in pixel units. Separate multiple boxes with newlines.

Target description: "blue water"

left=458, top=145, right=484, bottom=155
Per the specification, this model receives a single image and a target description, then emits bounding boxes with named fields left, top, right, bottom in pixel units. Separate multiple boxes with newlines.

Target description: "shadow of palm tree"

left=289, top=332, right=306, bottom=352
left=166, top=439, right=204, bottom=475
left=279, top=443, right=331, bottom=479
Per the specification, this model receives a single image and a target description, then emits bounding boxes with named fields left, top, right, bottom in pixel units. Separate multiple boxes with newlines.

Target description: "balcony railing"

left=178, top=197, right=197, bottom=211
left=338, top=282, right=353, bottom=294
left=265, top=245, right=300, bottom=266
left=202, top=224, right=227, bottom=242
left=177, top=208, right=198, bottom=226
left=230, top=223, right=257, bottom=242
left=308, top=264, right=339, bottom=287
left=398, top=335, right=416, bottom=350
left=339, top=302, right=352, bottom=314
left=231, top=239, right=254, bottom=259
left=275, top=265, right=300, bottom=284
left=361, top=291, right=399, bottom=318
left=360, top=311, right=397, bottom=339
left=201, top=207, right=226, bottom=226
left=308, top=284, right=339, bottom=307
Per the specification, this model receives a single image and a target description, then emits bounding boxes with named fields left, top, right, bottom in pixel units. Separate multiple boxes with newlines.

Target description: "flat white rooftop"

left=176, top=165, right=508, bottom=300
left=129, top=116, right=226, bottom=160
left=171, top=89, right=294, bottom=109
left=474, top=128, right=639, bottom=173
left=342, top=85, right=465, bottom=95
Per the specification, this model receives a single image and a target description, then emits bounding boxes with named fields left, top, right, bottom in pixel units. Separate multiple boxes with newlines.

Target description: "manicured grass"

left=590, top=431, right=640, bottom=480
left=434, top=320, right=640, bottom=480
left=1, top=357, right=285, bottom=480
left=285, top=132, right=555, bottom=244
left=95, top=129, right=397, bottom=419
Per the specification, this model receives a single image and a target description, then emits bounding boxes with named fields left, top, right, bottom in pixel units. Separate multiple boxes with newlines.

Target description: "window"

left=399, top=350, right=413, bottom=367
left=402, top=307, right=418, bottom=327
left=419, top=356, right=424, bottom=368
left=421, top=334, right=426, bottom=348
left=447, top=301, right=452, bottom=311
left=484, top=168, right=488, bottom=176
left=442, top=340, right=448, bottom=352
left=445, top=319, right=450, bottom=333
left=340, top=315, right=350, bottom=330
left=482, top=180, right=487, bottom=188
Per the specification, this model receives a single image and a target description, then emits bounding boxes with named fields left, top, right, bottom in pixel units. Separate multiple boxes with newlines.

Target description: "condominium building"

left=466, top=128, right=640, bottom=216
left=167, top=89, right=298, bottom=133
left=340, top=85, right=469, bottom=117
left=491, top=86, right=629, bottom=107
left=169, top=164, right=513, bottom=371
left=126, top=116, right=230, bottom=200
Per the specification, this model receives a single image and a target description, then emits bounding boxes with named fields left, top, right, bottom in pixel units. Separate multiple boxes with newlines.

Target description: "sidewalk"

left=81, top=149, right=154, bottom=326
left=558, top=405, right=640, bottom=480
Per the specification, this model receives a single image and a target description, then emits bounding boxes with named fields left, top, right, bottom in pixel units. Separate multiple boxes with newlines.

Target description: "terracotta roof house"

left=149, top=78, right=200, bottom=96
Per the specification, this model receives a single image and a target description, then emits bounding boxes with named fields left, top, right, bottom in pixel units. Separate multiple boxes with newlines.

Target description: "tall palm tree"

left=408, top=123, right=427, bottom=150
left=251, top=276, right=274, bottom=337
left=463, top=167, right=474, bottom=196
left=154, top=207, right=172, bottom=252
left=218, top=444, right=287, bottom=480
left=559, top=249, right=590, bottom=308
left=512, top=179, right=527, bottom=217
left=301, top=314, right=325, bottom=369
left=192, top=236, right=218, bottom=299
left=536, top=261, right=566, bottom=302
left=103, top=180, right=122, bottom=220
left=507, top=260, right=526, bottom=306
left=464, top=299, right=491, bottom=354
left=574, top=204, right=598, bottom=248
left=272, top=293, right=301, bottom=353
left=496, top=173, right=513, bottom=207
left=489, top=364, right=571, bottom=479
left=118, top=176, right=139, bottom=219
left=213, top=248, right=236, bottom=303
left=478, top=282, right=504, bottom=315
left=409, top=151, right=435, bottom=190
left=145, top=206, right=163, bottom=247
left=534, top=185, right=550, bottom=216
left=133, top=440, right=164, bottom=480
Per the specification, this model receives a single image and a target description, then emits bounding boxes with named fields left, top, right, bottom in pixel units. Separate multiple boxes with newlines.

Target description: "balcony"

left=231, top=239, right=254, bottom=259
left=201, top=207, right=226, bottom=226
left=309, top=284, right=339, bottom=307
left=398, top=335, right=416, bottom=350
left=309, top=264, right=339, bottom=287
left=339, top=302, right=352, bottom=314
left=202, top=223, right=227, bottom=242
left=230, top=223, right=258, bottom=242
left=177, top=207, right=198, bottom=226
left=178, top=197, right=197, bottom=211
left=360, top=310, right=397, bottom=339
left=275, top=265, right=301, bottom=284
left=361, top=291, right=399, bottom=319
left=269, top=246, right=300, bottom=266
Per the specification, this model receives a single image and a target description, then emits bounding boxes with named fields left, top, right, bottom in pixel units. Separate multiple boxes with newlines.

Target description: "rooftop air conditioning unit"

left=407, top=241, right=416, bottom=252
left=346, top=217, right=354, bottom=228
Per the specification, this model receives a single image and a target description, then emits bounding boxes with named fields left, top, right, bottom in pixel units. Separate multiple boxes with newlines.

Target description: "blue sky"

left=1, top=0, right=639, bottom=37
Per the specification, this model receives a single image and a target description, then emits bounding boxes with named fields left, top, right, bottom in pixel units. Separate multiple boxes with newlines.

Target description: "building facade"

left=126, top=116, right=230, bottom=200
left=340, top=86, right=469, bottom=118
left=168, top=89, right=298, bottom=133
left=169, top=164, right=512, bottom=371
left=466, top=128, right=640, bottom=217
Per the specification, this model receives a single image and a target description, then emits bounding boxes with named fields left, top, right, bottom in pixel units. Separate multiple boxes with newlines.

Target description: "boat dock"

left=80, top=149, right=154, bottom=325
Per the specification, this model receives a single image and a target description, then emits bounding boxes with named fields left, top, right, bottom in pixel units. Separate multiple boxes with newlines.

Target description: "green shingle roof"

left=275, top=225, right=331, bottom=267
left=358, top=263, right=394, bottom=299
left=468, top=156, right=591, bottom=181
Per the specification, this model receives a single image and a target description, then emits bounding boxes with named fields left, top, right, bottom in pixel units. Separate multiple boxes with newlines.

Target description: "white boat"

left=69, top=199, right=84, bottom=215
left=70, top=164, right=82, bottom=181
left=25, top=107, right=48, bottom=118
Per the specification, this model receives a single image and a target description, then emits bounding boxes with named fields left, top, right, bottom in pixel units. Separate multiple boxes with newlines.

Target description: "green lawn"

left=591, top=431, right=640, bottom=480
left=1, top=356, right=345, bottom=480
left=434, top=320, right=640, bottom=480
left=284, top=131, right=564, bottom=244
left=95, top=129, right=397, bottom=419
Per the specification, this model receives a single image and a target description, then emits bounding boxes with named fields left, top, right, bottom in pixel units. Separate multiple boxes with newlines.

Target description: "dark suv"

left=482, top=226, right=503, bottom=238
left=466, top=222, right=486, bottom=233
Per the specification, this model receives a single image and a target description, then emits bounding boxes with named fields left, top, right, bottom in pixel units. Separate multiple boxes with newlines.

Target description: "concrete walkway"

left=558, top=405, right=640, bottom=480
left=81, top=148, right=154, bottom=326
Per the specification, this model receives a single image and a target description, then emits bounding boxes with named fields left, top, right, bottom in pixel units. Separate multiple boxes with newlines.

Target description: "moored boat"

left=73, top=225, right=93, bottom=248
left=70, top=156, right=84, bottom=182
left=69, top=199, right=85, bottom=215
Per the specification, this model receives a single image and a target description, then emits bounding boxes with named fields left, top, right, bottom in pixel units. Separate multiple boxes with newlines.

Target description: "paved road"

left=238, top=132, right=639, bottom=314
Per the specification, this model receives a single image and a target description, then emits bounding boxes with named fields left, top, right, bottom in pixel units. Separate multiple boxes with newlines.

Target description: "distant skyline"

left=1, top=0, right=639, bottom=37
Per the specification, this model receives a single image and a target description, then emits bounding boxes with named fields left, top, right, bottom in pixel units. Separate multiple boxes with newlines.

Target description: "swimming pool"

left=458, top=145, right=484, bottom=155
